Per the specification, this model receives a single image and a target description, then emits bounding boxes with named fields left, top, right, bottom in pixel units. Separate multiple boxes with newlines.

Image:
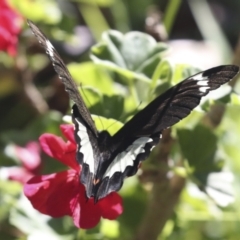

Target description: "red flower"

left=0, top=142, right=41, bottom=184
left=24, top=124, right=123, bottom=229
left=0, top=0, right=23, bottom=56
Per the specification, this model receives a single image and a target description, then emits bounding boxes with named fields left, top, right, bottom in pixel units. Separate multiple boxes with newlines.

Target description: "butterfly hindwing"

left=95, top=134, right=160, bottom=200
left=72, top=104, right=99, bottom=198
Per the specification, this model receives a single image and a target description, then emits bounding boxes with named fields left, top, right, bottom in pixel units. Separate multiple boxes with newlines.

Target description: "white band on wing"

left=103, top=137, right=152, bottom=178
left=75, top=118, right=95, bottom=174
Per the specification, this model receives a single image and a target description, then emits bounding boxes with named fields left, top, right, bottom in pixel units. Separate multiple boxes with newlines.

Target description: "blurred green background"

left=1, top=0, right=240, bottom=239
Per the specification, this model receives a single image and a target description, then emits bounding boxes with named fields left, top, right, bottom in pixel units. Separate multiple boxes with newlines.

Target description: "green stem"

left=129, top=81, right=139, bottom=108
left=187, top=0, right=232, bottom=62
left=163, top=0, right=182, bottom=35
left=79, top=1, right=110, bottom=41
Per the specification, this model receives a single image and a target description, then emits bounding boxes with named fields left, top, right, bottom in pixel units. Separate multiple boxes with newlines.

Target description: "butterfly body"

left=72, top=103, right=159, bottom=200
left=27, top=20, right=239, bottom=202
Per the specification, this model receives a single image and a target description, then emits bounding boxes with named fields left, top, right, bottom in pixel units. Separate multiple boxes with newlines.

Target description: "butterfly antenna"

left=79, top=84, right=105, bottom=131
left=98, top=115, right=105, bottom=132
left=137, top=100, right=143, bottom=109
left=106, top=100, right=143, bottom=132
left=105, top=119, right=120, bottom=132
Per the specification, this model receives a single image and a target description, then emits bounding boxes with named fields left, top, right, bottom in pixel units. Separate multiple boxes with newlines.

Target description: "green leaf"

left=76, top=0, right=114, bottom=7
left=79, top=86, right=103, bottom=115
left=0, top=111, right=63, bottom=145
left=178, top=125, right=234, bottom=206
left=10, top=195, right=73, bottom=240
left=151, top=60, right=173, bottom=90
left=91, top=51, right=151, bottom=85
left=0, top=180, right=21, bottom=221
left=100, top=220, right=120, bottom=238
left=200, top=85, right=232, bottom=112
left=172, top=64, right=201, bottom=84
left=92, top=115, right=123, bottom=135
left=230, top=92, right=240, bottom=105
left=91, top=30, right=168, bottom=84
left=78, top=87, right=124, bottom=119
left=68, top=62, right=114, bottom=95
left=12, top=0, right=61, bottom=23
left=219, top=105, right=240, bottom=172
left=102, top=94, right=124, bottom=119
left=136, top=53, right=163, bottom=79
left=149, top=60, right=173, bottom=101
left=118, top=33, right=166, bottom=72
left=118, top=177, right=147, bottom=236
left=172, top=110, right=204, bottom=131
left=204, top=171, right=234, bottom=207
left=178, top=124, right=218, bottom=173
left=150, top=81, right=171, bottom=101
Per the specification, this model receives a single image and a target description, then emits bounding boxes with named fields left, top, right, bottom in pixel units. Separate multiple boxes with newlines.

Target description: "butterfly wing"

left=112, top=65, right=239, bottom=145
left=27, top=20, right=98, bottom=137
left=94, top=65, right=239, bottom=200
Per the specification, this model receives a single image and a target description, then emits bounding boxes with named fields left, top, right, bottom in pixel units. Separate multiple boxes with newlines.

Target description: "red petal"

left=72, top=188, right=123, bottom=228
left=0, top=2, right=22, bottom=56
left=1, top=166, right=33, bottom=184
left=60, top=124, right=75, bottom=144
left=98, top=192, right=123, bottom=220
left=71, top=187, right=101, bottom=229
left=39, top=134, right=79, bottom=171
left=70, top=199, right=81, bottom=228
left=24, top=170, right=80, bottom=217
left=15, top=142, right=41, bottom=172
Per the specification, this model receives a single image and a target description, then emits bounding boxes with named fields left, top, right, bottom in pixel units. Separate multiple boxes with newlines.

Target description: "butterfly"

left=27, top=20, right=239, bottom=202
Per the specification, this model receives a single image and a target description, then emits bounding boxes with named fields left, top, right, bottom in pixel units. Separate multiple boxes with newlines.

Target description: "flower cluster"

left=0, top=0, right=22, bottom=56
left=1, top=142, right=41, bottom=184
left=24, top=124, right=123, bottom=229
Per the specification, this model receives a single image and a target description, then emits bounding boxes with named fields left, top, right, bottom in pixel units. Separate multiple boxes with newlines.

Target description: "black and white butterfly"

left=27, top=20, right=239, bottom=202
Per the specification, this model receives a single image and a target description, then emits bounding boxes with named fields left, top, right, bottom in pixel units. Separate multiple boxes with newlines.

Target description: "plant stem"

left=163, top=0, right=182, bottom=35
left=134, top=129, right=185, bottom=240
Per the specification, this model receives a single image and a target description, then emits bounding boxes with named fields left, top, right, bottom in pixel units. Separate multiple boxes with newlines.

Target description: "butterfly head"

left=98, top=130, right=112, bottom=144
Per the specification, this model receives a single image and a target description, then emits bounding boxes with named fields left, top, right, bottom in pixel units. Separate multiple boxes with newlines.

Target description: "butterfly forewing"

left=27, top=20, right=98, bottom=137
left=28, top=20, right=239, bottom=202
left=111, top=65, right=239, bottom=148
